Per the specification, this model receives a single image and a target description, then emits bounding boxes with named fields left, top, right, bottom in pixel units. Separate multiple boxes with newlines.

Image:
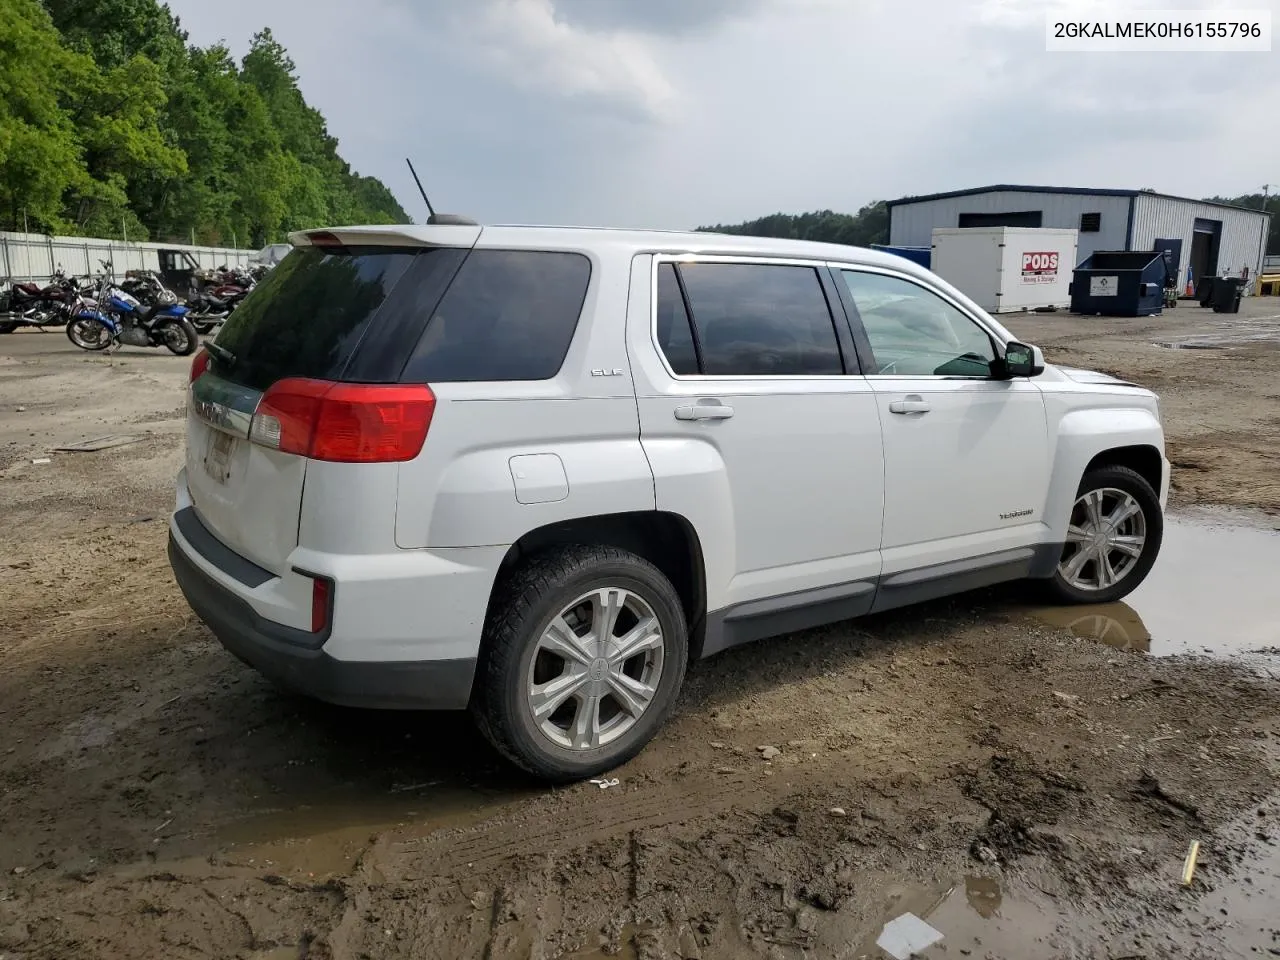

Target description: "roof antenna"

left=405, top=158, right=477, bottom=227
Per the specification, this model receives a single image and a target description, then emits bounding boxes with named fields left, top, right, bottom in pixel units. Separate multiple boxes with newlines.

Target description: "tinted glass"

left=655, top=263, right=699, bottom=375
left=677, top=263, right=842, bottom=376
left=210, top=246, right=419, bottom=392
left=402, top=250, right=591, bottom=382
left=839, top=270, right=996, bottom=377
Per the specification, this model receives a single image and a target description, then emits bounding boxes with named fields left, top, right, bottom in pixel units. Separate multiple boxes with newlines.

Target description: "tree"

left=698, top=201, right=889, bottom=248
left=4, top=0, right=410, bottom=244
left=0, top=0, right=89, bottom=232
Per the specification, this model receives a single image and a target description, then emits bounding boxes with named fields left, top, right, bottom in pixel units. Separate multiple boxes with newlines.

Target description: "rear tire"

left=159, top=318, right=200, bottom=355
left=0, top=321, right=17, bottom=334
left=1043, top=465, right=1163, bottom=605
left=471, top=546, right=689, bottom=783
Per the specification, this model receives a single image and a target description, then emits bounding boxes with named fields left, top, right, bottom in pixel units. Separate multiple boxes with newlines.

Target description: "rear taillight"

left=190, top=347, right=210, bottom=383
left=249, top=378, right=435, bottom=463
left=310, top=576, right=332, bottom=633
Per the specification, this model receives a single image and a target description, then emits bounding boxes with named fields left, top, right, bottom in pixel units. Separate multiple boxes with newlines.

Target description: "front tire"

left=1045, top=465, right=1163, bottom=605
left=66, top=317, right=113, bottom=351
left=472, top=546, right=689, bottom=783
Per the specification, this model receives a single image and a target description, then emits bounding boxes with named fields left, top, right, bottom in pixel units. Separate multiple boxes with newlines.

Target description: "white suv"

left=168, top=222, right=1169, bottom=781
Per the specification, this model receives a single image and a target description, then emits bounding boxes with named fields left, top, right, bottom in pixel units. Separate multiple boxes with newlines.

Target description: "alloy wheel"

left=1058, top=487, right=1148, bottom=591
left=526, top=587, right=665, bottom=751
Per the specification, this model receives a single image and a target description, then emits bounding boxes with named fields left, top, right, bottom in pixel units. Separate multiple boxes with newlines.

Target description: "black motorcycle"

left=186, top=267, right=255, bottom=334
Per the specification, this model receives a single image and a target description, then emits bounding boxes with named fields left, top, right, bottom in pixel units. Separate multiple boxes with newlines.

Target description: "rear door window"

left=401, top=250, right=591, bottom=383
left=673, top=262, right=844, bottom=376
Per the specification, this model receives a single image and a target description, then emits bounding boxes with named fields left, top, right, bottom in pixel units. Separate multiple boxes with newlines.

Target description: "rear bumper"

left=169, top=534, right=477, bottom=709
left=166, top=469, right=505, bottom=711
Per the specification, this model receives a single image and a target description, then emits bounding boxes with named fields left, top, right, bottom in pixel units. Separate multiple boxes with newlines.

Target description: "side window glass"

left=655, top=263, right=699, bottom=376
left=677, top=263, right=842, bottom=376
left=403, top=250, right=590, bottom=382
left=839, top=270, right=996, bottom=377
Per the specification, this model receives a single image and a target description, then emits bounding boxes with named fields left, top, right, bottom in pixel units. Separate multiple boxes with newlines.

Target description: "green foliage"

left=1206, top=193, right=1279, bottom=256
left=698, top=202, right=890, bottom=248
left=0, top=0, right=409, bottom=244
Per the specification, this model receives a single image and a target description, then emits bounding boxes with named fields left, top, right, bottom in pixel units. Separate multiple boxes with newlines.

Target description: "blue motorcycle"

left=66, top=265, right=199, bottom=356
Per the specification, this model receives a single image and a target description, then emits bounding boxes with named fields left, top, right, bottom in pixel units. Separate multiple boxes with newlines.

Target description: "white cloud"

left=162, top=0, right=1280, bottom=228
left=457, top=0, right=679, bottom=123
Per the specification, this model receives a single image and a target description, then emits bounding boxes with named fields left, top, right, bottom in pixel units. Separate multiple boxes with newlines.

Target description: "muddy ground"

left=1, top=300, right=1280, bottom=960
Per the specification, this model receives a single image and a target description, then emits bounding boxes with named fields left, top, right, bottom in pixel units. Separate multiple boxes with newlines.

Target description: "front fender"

left=77, top=311, right=118, bottom=333
left=1041, top=405, right=1165, bottom=541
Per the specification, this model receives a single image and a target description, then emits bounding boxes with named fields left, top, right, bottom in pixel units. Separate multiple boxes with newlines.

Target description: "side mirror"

left=1001, top=341, right=1044, bottom=378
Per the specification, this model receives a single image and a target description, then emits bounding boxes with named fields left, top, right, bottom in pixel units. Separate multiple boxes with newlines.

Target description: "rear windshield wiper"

left=205, top=341, right=235, bottom=366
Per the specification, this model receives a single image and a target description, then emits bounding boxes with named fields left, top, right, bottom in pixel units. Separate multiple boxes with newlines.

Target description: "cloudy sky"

left=164, top=0, right=1278, bottom=229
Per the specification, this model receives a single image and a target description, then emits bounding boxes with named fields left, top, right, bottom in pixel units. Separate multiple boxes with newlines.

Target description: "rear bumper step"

left=167, top=532, right=476, bottom=710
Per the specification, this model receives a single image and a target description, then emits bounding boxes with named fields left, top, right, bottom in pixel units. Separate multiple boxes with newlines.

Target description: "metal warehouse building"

left=887, top=185, right=1271, bottom=291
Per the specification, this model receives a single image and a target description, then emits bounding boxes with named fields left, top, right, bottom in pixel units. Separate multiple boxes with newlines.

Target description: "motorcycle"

left=66, top=268, right=200, bottom=356
left=186, top=266, right=255, bottom=333
left=0, top=269, right=83, bottom=333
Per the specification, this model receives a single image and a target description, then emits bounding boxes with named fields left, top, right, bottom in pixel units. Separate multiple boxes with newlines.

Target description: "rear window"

left=400, top=250, right=591, bottom=383
left=209, top=245, right=451, bottom=392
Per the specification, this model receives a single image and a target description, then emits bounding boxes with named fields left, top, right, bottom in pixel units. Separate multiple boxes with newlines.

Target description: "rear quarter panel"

left=393, top=240, right=656, bottom=549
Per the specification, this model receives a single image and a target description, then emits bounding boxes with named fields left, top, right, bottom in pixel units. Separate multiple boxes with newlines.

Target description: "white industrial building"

left=887, top=185, right=1271, bottom=291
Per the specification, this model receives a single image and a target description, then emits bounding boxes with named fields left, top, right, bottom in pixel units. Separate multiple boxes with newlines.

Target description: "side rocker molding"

left=699, top=542, right=1065, bottom=659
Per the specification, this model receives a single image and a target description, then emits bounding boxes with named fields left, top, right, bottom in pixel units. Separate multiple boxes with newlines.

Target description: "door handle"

left=675, top=400, right=735, bottom=421
left=888, top=395, right=931, bottom=415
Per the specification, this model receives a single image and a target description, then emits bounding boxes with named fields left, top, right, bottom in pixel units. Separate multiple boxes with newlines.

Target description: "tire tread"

left=471, top=545, right=687, bottom=782
left=1044, top=464, right=1163, bottom=605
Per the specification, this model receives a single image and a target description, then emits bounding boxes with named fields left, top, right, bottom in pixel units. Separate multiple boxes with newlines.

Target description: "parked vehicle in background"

left=185, top=264, right=262, bottom=334
left=168, top=223, right=1169, bottom=782
left=0, top=269, right=85, bottom=332
left=67, top=263, right=199, bottom=355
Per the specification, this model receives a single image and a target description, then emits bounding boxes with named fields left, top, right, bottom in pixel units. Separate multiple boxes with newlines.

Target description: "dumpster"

left=871, top=244, right=931, bottom=269
left=1069, top=251, right=1166, bottom=317
left=1210, top=276, right=1243, bottom=314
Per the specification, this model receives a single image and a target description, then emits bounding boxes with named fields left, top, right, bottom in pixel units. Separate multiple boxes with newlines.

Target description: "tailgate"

left=186, top=373, right=306, bottom=575
left=181, top=238, right=477, bottom=571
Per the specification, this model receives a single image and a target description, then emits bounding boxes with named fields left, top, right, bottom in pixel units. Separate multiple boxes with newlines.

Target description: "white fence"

left=0, top=230, right=255, bottom=282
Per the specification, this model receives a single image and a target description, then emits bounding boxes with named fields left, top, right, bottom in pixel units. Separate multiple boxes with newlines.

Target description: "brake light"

left=308, top=231, right=343, bottom=249
left=249, top=379, right=435, bottom=463
left=311, top=576, right=332, bottom=633
left=190, top=347, right=210, bottom=383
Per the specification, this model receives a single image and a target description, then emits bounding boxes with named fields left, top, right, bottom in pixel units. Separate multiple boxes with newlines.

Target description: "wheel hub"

left=1058, top=487, right=1148, bottom=592
left=526, top=587, right=665, bottom=751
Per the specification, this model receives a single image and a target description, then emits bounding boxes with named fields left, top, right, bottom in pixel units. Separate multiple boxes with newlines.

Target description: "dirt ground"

left=2, top=299, right=1280, bottom=960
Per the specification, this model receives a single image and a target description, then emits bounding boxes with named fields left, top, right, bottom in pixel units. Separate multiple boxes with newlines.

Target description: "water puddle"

left=208, top=784, right=520, bottom=877
left=815, top=873, right=1081, bottom=958
left=1020, top=515, right=1280, bottom=657
left=1186, top=800, right=1280, bottom=955
left=1153, top=311, right=1280, bottom=349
